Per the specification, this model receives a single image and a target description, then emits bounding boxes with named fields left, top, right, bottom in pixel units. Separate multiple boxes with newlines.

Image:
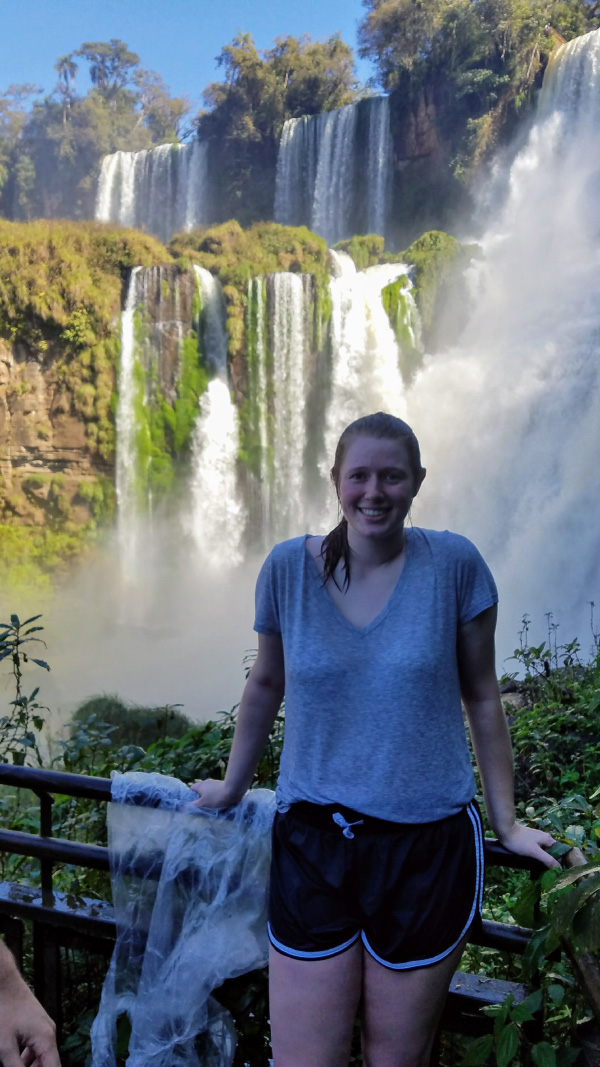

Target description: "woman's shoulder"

left=264, top=534, right=313, bottom=567
left=409, top=527, right=486, bottom=561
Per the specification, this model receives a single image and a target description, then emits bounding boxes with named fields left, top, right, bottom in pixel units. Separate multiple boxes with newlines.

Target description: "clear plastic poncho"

left=91, top=771, right=276, bottom=1067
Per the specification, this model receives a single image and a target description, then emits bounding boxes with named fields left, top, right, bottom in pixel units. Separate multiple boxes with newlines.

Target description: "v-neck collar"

left=304, top=530, right=413, bottom=636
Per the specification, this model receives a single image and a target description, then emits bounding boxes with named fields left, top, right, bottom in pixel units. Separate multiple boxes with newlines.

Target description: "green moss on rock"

left=397, top=230, right=479, bottom=352
left=169, top=221, right=329, bottom=360
left=332, top=234, right=385, bottom=271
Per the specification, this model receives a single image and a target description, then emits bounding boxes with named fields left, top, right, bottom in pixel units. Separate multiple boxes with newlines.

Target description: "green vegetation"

left=0, top=40, right=189, bottom=220
left=0, top=525, right=91, bottom=591
left=381, top=275, right=423, bottom=381
left=333, top=233, right=385, bottom=270
left=398, top=229, right=478, bottom=351
left=358, top=0, right=599, bottom=185
left=0, top=616, right=598, bottom=1063
left=169, top=220, right=329, bottom=360
left=197, top=32, right=356, bottom=223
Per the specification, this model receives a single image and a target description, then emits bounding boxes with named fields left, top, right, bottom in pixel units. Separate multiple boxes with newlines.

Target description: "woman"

left=191, top=412, right=557, bottom=1067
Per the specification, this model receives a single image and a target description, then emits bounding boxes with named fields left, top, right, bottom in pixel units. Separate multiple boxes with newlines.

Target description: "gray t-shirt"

left=254, top=527, right=498, bottom=823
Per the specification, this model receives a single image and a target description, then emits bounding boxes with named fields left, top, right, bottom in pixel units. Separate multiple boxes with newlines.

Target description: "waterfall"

left=274, top=97, right=393, bottom=243
left=193, top=266, right=228, bottom=372
left=187, top=267, right=244, bottom=568
left=323, top=255, right=408, bottom=478
left=245, top=277, right=271, bottom=536
left=116, top=267, right=142, bottom=579
left=187, top=380, right=245, bottom=569
left=96, top=141, right=210, bottom=243
left=311, top=105, right=358, bottom=245
left=365, top=97, right=393, bottom=238
left=402, top=28, right=600, bottom=658
left=267, top=272, right=312, bottom=540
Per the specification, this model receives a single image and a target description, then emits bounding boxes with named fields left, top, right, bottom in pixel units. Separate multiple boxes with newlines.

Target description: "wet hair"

left=321, top=413, right=424, bottom=590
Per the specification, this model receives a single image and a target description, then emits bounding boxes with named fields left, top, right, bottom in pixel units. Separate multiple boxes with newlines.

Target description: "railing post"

left=36, top=789, right=55, bottom=907
left=33, top=921, right=61, bottom=1040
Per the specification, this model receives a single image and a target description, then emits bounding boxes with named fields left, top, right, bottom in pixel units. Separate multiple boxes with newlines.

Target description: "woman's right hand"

left=189, top=779, right=242, bottom=809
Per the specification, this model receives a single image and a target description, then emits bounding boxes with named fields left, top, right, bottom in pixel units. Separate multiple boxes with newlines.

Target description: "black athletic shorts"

left=268, top=799, right=484, bottom=970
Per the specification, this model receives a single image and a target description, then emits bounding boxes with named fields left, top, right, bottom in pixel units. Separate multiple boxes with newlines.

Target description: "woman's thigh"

left=269, top=941, right=363, bottom=1067
left=361, top=937, right=467, bottom=1067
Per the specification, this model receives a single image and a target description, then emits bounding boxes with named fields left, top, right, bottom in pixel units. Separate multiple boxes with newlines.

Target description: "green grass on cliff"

left=0, top=220, right=168, bottom=348
left=169, top=220, right=329, bottom=359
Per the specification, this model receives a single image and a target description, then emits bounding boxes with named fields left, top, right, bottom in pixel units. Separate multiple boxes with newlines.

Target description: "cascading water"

left=322, top=253, right=408, bottom=477
left=403, top=28, right=600, bottom=658
left=267, top=272, right=313, bottom=540
left=187, top=267, right=245, bottom=569
left=274, top=97, right=393, bottom=243
left=116, top=267, right=142, bottom=580
left=96, top=141, right=210, bottom=243
left=365, top=97, right=393, bottom=238
left=245, top=277, right=271, bottom=537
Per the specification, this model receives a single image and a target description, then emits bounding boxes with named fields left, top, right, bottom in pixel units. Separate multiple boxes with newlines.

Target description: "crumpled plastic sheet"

left=90, top=771, right=276, bottom=1067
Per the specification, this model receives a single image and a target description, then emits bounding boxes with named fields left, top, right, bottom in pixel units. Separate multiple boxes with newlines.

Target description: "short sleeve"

left=455, top=537, right=498, bottom=625
left=253, top=550, right=281, bottom=635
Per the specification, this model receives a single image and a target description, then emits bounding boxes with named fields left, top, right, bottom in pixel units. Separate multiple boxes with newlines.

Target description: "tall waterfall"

left=246, top=277, right=271, bottom=536
left=96, top=141, right=210, bottom=243
left=403, top=28, right=600, bottom=657
left=187, top=267, right=244, bottom=568
left=267, top=272, right=312, bottom=540
left=323, top=254, right=408, bottom=484
left=116, top=267, right=142, bottom=579
left=274, top=97, right=393, bottom=243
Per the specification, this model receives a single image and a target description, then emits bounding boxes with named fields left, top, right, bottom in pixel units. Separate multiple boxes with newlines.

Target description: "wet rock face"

left=0, top=339, right=106, bottom=526
left=134, top=266, right=197, bottom=402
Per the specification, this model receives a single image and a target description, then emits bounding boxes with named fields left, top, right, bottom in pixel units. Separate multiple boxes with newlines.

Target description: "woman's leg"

left=361, top=937, right=467, bottom=1067
left=269, top=940, right=363, bottom=1067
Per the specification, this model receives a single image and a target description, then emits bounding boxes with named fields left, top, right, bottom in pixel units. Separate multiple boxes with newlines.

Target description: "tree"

left=0, top=41, right=191, bottom=221
left=54, top=54, right=78, bottom=125
left=197, top=31, right=357, bottom=222
left=358, top=0, right=600, bottom=179
left=132, top=70, right=189, bottom=143
left=74, top=39, right=140, bottom=97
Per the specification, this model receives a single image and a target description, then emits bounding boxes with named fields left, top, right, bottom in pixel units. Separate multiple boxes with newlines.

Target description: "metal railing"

left=0, top=763, right=598, bottom=1043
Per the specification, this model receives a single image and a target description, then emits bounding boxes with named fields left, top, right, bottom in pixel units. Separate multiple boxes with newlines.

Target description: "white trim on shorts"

left=268, top=922, right=360, bottom=960
left=361, top=800, right=485, bottom=970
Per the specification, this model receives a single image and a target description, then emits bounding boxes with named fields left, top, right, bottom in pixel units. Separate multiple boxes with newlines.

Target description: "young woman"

left=191, top=412, right=558, bottom=1067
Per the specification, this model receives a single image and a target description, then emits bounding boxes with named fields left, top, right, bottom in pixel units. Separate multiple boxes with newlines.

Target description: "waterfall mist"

left=405, top=31, right=600, bottom=663
left=31, top=30, right=600, bottom=728
left=41, top=529, right=261, bottom=726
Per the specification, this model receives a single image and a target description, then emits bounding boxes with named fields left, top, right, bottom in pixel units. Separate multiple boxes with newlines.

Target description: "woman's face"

left=337, top=435, right=423, bottom=543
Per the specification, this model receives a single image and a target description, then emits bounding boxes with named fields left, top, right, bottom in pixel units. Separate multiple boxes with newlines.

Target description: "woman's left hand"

left=498, top=822, right=560, bottom=868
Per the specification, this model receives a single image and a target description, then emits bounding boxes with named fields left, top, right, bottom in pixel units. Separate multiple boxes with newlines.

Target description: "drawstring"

left=332, top=812, right=364, bottom=839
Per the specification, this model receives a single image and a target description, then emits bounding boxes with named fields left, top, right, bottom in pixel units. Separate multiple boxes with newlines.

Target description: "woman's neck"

left=346, top=528, right=406, bottom=574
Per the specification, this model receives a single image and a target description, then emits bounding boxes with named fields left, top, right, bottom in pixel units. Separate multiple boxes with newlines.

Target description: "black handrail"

left=0, top=763, right=547, bottom=876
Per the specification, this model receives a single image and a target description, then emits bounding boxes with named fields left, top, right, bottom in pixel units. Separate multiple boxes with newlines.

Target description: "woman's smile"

left=338, top=435, right=421, bottom=544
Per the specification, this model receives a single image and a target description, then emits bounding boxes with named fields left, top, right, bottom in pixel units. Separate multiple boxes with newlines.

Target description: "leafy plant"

left=0, top=613, right=50, bottom=764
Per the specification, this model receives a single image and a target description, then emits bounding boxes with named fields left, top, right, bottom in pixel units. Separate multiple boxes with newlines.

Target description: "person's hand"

left=189, top=779, right=242, bottom=809
left=498, top=822, right=560, bottom=869
left=0, top=969, right=60, bottom=1067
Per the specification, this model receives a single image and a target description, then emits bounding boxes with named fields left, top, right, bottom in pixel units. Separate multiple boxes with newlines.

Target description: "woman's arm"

left=0, top=941, right=60, bottom=1067
left=191, top=631, right=285, bottom=808
left=458, top=605, right=559, bottom=869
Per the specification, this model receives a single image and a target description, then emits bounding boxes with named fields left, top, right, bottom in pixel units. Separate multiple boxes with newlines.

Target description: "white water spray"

left=116, top=267, right=142, bottom=580
left=323, top=255, right=408, bottom=475
left=96, top=141, right=210, bottom=242
left=404, top=29, right=600, bottom=658
left=187, top=267, right=244, bottom=568
left=268, top=272, right=312, bottom=539
left=275, top=98, right=394, bottom=243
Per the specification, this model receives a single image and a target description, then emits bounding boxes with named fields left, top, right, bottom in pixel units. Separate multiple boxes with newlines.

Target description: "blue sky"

left=1, top=0, right=375, bottom=115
